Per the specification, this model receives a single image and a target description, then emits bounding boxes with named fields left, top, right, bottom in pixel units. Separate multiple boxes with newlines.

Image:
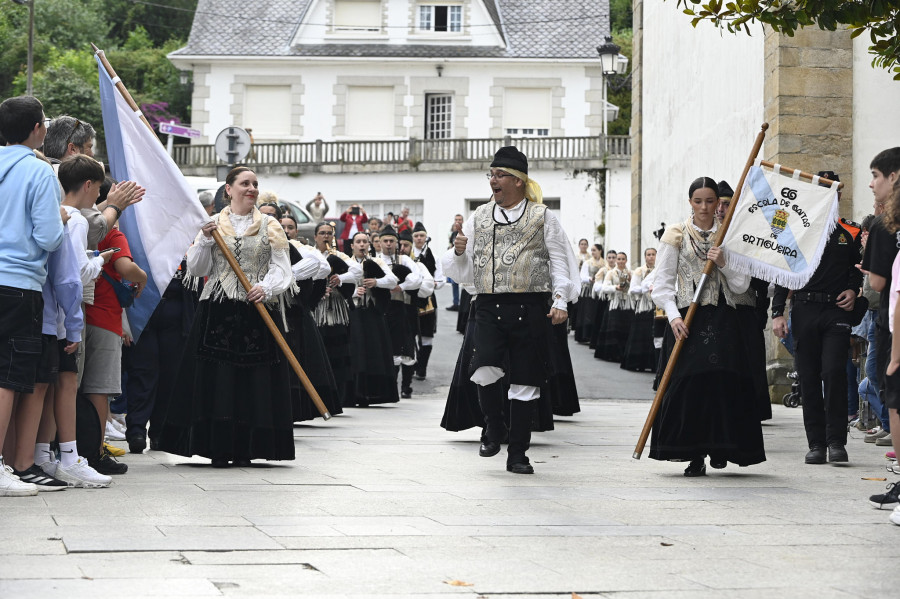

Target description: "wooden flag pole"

left=632, top=122, right=768, bottom=459
left=92, top=44, right=331, bottom=420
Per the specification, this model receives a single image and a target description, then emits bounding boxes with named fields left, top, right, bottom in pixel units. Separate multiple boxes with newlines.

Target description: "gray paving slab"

left=2, top=286, right=899, bottom=598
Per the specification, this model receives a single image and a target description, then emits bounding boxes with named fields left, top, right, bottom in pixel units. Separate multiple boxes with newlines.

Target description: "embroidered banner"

left=718, top=161, right=840, bottom=289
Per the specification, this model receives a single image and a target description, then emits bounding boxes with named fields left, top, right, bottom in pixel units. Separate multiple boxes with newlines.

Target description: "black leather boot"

left=506, top=400, right=534, bottom=474
left=401, top=364, right=414, bottom=398
left=477, top=382, right=505, bottom=457
left=415, top=345, right=432, bottom=380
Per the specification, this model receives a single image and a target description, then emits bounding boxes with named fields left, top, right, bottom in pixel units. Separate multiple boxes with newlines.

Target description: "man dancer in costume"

left=411, top=222, right=444, bottom=380
left=444, top=146, right=579, bottom=474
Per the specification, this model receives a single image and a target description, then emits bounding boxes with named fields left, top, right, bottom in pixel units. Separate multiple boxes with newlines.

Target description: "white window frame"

left=417, top=4, right=463, bottom=33
left=425, top=93, right=453, bottom=140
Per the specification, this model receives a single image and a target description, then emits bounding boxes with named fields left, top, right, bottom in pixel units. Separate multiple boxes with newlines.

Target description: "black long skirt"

left=284, top=303, right=342, bottom=421
left=588, top=297, right=610, bottom=350
left=157, top=299, right=295, bottom=461
left=595, top=307, right=634, bottom=362
left=737, top=304, right=773, bottom=421
left=349, top=303, right=399, bottom=406
left=649, top=303, right=766, bottom=466
left=318, top=322, right=353, bottom=408
left=386, top=301, right=417, bottom=359
left=574, top=290, right=597, bottom=343
left=621, top=310, right=656, bottom=372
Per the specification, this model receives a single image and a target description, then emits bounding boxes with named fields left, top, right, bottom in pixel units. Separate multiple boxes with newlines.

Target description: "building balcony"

left=172, top=135, right=631, bottom=176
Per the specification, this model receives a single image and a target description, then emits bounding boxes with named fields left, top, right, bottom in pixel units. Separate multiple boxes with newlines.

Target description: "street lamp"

left=596, top=36, right=631, bottom=93
left=10, top=0, right=34, bottom=97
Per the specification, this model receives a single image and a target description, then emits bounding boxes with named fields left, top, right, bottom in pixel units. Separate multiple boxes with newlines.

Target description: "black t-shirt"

left=773, top=221, right=863, bottom=312
left=862, top=216, right=900, bottom=329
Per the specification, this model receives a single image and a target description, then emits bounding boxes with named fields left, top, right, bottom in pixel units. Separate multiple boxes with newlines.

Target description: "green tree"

left=607, top=29, right=633, bottom=136
left=674, top=0, right=900, bottom=77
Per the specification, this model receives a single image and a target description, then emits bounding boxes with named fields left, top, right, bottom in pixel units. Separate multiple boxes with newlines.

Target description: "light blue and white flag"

left=718, top=160, right=840, bottom=289
left=96, top=56, right=208, bottom=341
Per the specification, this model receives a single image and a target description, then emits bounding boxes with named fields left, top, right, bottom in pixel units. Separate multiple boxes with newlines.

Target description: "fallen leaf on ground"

left=573, top=593, right=583, bottom=599
left=660, top=542, right=674, bottom=546
left=444, top=580, right=473, bottom=587
left=862, top=477, right=887, bottom=481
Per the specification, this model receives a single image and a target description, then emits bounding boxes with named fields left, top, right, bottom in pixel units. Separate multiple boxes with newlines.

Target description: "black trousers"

left=124, top=298, right=185, bottom=440
left=791, top=301, right=852, bottom=448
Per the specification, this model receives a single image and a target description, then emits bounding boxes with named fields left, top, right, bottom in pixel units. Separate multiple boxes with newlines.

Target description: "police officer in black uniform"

left=772, top=172, right=863, bottom=465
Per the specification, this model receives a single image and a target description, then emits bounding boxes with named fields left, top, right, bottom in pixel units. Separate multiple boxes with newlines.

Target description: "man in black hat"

left=443, top=146, right=580, bottom=474
left=772, top=171, right=863, bottom=465
left=411, top=222, right=444, bottom=380
left=377, top=225, right=423, bottom=398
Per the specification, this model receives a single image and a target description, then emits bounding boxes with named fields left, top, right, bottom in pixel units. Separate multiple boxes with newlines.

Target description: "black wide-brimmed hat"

left=380, top=224, right=398, bottom=239
left=491, top=146, right=528, bottom=174
left=717, top=180, right=734, bottom=199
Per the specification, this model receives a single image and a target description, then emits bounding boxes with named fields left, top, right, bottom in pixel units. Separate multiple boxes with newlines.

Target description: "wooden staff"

left=92, top=44, right=331, bottom=420
left=632, top=122, right=769, bottom=459
left=758, top=161, right=844, bottom=190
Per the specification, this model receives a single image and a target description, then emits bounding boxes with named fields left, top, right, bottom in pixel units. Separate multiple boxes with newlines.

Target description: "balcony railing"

left=172, top=135, right=630, bottom=169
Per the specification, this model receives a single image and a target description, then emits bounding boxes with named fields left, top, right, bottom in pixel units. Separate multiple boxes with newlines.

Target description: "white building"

left=169, top=0, right=632, bottom=256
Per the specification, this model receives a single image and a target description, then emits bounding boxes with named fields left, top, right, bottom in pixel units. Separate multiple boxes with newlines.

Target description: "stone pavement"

left=2, top=289, right=898, bottom=598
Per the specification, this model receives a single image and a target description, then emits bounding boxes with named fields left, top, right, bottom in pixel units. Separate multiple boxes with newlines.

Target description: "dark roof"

left=172, top=0, right=609, bottom=60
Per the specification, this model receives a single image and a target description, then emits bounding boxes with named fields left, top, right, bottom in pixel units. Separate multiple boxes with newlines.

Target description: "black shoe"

left=232, top=459, right=251, bottom=467
left=91, top=449, right=128, bottom=475
left=446, top=305, right=459, bottom=312
left=211, top=459, right=230, bottom=468
left=709, top=458, right=727, bottom=469
left=805, top=446, right=827, bottom=464
left=684, top=459, right=706, bottom=477
left=127, top=435, right=146, bottom=454
left=869, top=482, right=900, bottom=510
left=148, top=438, right=160, bottom=451
left=414, top=372, right=426, bottom=381
left=479, top=440, right=501, bottom=457
left=400, top=388, right=412, bottom=399
left=828, top=444, right=849, bottom=463
left=506, top=461, right=534, bottom=474
left=13, top=464, right=68, bottom=492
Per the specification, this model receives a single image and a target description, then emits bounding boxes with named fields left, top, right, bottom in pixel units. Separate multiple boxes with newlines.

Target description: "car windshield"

left=284, top=203, right=309, bottom=223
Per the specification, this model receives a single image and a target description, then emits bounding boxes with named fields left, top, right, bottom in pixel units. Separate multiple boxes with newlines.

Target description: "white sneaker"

left=0, top=462, right=38, bottom=497
left=38, top=459, right=59, bottom=477
left=111, top=413, right=126, bottom=429
left=105, top=421, right=126, bottom=441
left=890, top=506, right=900, bottom=526
left=56, top=457, right=112, bottom=488
left=109, top=417, right=126, bottom=436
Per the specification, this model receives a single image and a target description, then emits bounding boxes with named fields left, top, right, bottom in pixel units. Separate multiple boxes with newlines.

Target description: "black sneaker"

left=90, top=448, right=128, bottom=475
left=13, top=464, right=68, bottom=492
left=869, top=482, right=900, bottom=510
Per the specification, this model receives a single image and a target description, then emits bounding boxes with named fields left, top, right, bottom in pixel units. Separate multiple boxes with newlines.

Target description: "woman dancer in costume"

left=649, top=176, right=766, bottom=476
left=311, top=222, right=359, bottom=408
left=588, top=250, right=617, bottom=350
left=595, top=252, right=634, bottom=362
left=158, top=167, right=296, bottom=468
left=284, top=231, right=343, bottom=420
left=347, top=232, right=399, bottom=406
left=574, top=244, right=604, bottom=343
left=621, top=248, right=658, bottom=372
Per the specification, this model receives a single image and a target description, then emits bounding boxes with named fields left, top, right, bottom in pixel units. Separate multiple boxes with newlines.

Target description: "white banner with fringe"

left=718, top=160, right=840, bottom=289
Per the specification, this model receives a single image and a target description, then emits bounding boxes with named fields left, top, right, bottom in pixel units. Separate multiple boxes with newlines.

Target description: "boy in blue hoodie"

left=0, top=96, right=65, bottom=497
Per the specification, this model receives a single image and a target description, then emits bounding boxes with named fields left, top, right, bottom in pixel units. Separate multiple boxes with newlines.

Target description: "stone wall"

left=763, top=27, right=854, bottom=217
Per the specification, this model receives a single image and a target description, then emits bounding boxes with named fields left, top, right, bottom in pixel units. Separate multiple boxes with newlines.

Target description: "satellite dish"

left=214, top=127, right=252, bottom=164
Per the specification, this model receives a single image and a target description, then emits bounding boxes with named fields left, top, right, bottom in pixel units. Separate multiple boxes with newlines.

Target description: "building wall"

left=190, top=60, right=604, bottom=144
left=852, top=36, right=900, bottom=220
left=639, top=2, right=764, bottom=253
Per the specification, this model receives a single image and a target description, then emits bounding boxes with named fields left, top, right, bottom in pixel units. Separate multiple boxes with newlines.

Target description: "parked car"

left=277, top=199, right=318, bottom=242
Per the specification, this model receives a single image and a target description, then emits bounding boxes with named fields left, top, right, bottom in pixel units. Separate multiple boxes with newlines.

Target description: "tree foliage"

left=0, top=0, right=197, bottom=143
left=674, top=0, right=900, bottom=78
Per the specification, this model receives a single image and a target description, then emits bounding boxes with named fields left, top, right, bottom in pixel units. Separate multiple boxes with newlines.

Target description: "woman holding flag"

left=157, top=167, right=297, bottom=467
left=649, top=177, right=766, bottom=477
